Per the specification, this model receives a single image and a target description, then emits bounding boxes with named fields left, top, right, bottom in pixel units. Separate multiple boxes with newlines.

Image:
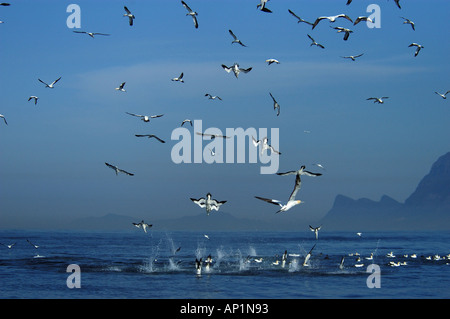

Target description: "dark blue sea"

left=1, top=230, right=449, bottom=299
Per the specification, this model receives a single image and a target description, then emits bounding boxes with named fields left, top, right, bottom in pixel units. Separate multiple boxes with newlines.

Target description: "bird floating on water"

left=38, top=77, right=61, bottom=89
left=123, top=6, right=135, bottom=26
left=190, top=193, right=227, bottom=215
left=221, top=63, right=252, bottom=79
left=105, top=162, right=134, bottom=176
left=126, top=112, right=164, bottom=122
left=181, top=1, right=198, bottom=29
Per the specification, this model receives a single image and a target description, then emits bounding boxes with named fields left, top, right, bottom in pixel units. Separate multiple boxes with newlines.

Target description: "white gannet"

left=123, top=6, right=135, bottom=26
left=309, top=225, right=322, bottom=240
left=196, top=132, right=230, bottom=139
left=115, top=82, right=126, bottom=92
left=312, top=163, right=326, bottom=171
left=229, top=29, right=246, bottom=47
left=221, top=63, right=252, bottom=79
left=38, top=76, right=61, bottom=88
left=365, top=253, right=374, bottom=260
left=339, top=256, right=345, bottom=269
left=255, top=174, right=303, bottom=214
left=171, top=72, right=184, bottom=83
left=281, top=250, right=288, bottom=268
left=252, top=136, right=281, bottom=155
left=195, top=258, right=202, bottom=275
left=288, top=9, right=313, bottom=26
left=132, top=220, right=152, bottom=233
left=389, top=261, right=401, bottom=267
left=0, top=242, right=16, bottom=249
left=125, top=112, right=164, bottom=122
left=105, top=162, right=134, bottom=176
left=205, top=93, right=222, bottom=100
left=204, top=234, right=210, bottom=240
left=254, top=258, right=263, bottom=263
left=135, top=134, right=166, bottom=143
left=181, top=119, right=193, bottom=126
left=28, top=96, right=39, bottom=105
left=205, top=255, right=213, bottom=271
left=354, top=263, right=364, bottom=268
left=277, top=165, right=322, bottom=178
left=307, top=34, right=325, bottom=49
left=312, top=14, right=353, bottom=29
left=181, top=1, right=198, bottom=29
left=190, top=193, right=227, bottom=215
left=265, top=58, right=280, bottom=65
left=435, top=91, right=450, bottom=99
left=410, top=254, right=417, bottom=259
left=256, top=0, right=272, bottom=13
left=269, top=92, right=280, bottom=116
left=367, top=96, right=389, bottom=104
left=386, top=251, right=396, bottom=258
left=341, top=53, right=364, bottom=61
left=27, top=239, right=39, bottom=249
left=272, top=260, right=280, bottom=266
left=356, top=232, right=362, bottom=237
left=353, top=16, right=373, bottom=25
left=0, top=114, right=7, bottom=125
left=303, top=244, right=316, bottom=266
left=331, top=26, right=353, bottom=41
left=73, top=31, right=110, bottom=38
left=409, top=43, right=424, bottom=57
left=401, top=17, right=415, bottom=30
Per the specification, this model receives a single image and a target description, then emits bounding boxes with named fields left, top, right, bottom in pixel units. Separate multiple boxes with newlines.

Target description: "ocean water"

left=0, top=230, right=449, bottom=299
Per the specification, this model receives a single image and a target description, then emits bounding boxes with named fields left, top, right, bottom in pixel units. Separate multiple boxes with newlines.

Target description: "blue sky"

left=0, top=0, right=449, bottom=229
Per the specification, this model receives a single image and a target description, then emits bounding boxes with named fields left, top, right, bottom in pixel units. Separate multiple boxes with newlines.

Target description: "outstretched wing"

left=191, top=197, right=206, bottom=208
left=255, top=196, right=283, bottom=207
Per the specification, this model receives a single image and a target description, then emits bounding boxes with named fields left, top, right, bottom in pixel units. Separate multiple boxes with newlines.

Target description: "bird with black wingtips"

left=312, top=14, right=353, bottom=30
left=252, top=136, right=281, bottom=155
left=309, top=225, right=322, bottom=240
left=115, top=82, right=126, bottom=92
left=401, top=17, right=415, bottom=30
left=132, top=220, right=152, bottom=233
left=181, top=1, right=198, bottom=29
left=341, top=53, right=364, bottom=61
left=435, top=91, right=450, bottom=99
left=276, top=165, right=322, bottom=177
left=73, top=31, right=110, bottom=38
left=196, top=132, right=230, bottom=139
left=221, top=63, right=252, bottom=79
left=105, top=162, right=134, bottom=176
left=367, top=96, right=389, bottom=104
left=38, top=77, right=61, bottom=88
left=229, top=29, right=247, bottom=47
left=28, top=96, right=39, bottom=105
left=409, top=43, right=424, bottom=57
left=307, top=34, right=325, bottom=49
left=269, top=92, right=280, bottom=116
left=190, top=193, right=227, bottom=215
left=288, top=9, right=313, bottom=26
left=0, top=114, right=7, bottom=125
left=123, top=6, right=135, bottom=26
left=135, top=134, right=165, bottom=143
left=126, top=112, right=164, bottom=123
left=172, top=72, right=184, bottom=83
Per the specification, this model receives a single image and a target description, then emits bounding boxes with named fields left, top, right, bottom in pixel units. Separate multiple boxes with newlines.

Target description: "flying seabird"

left=276, top=165, right=322, bottom=177
left=115, top=82, right=126, bottom=92
left=105, top=162, right=134, bottom=176
left=303, top=244, right=316, bottom=266
left=0, top=3, right=11, bottom=6
left=409, top=43, right=424, bottom=57
left=353, top=16, right=373, bottom=25
left=307, top=34, right=325, bottom=49
left=196, top=132, right=230, bottom=139
left=256, top=0, right=272, bottom=13
left=181, top=1, right=198, bottom=29
left=331, top=26, right=353, bottom=41
left=269, top=92, right=280, bottom=116
left=265, top=58, right=280, bottom=65
left=252, top=136, right=281, bottom=155
left=0, top=114, right=7, bottom=125
left=221, top=63, right=252, bottom=79
left=312, top=14, right=353, bottom=30
left=205, top=93, right=222, bottom=100
left=309, top=225, right=322, bottom=240
left=28, top=96, right=39, bottom=105
left=126, top=112, right=164, bottom=122
left=27, top=239, right=39, bottom=249
left=204, top=234, right=210, bottom=240
left=172, top=72, right=184, bottom=83
left=181, top=119, right=193, bottom=126
left=255, top=174, right=303, bottom=214
left=38, top=77, right=61, bottom=88
left=135, top=134, right=166, bottom=143
left=288, top=9, right=313, bottom=26
left=229, top=29, right=246, bottom=47
left=346, top=0, right=352, bottom=5
left=401, top=17, right=415, bottom=30
left=392, top=0, right=401, bottom=9
left=73, top=31, right=110, bottom=38
left=123, top=6, right=135, bottom=26
left=132, top=220, right=152, bottom=233
left=312, top=163, right=326, bottom=171
left=341, top=53, right=364, bottom=61
left=0, top=242, right=15, bottom=249
left=356, top=232, right=362, bottom=237
left=435, top=91, right=450, bottom=99
left=191, top=193, right=227, bottom=215
left=367, top=97, right=389, bottom=104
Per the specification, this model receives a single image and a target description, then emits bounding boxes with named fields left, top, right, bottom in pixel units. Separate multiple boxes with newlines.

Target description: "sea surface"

left=0, top=230, right=449, bottom=299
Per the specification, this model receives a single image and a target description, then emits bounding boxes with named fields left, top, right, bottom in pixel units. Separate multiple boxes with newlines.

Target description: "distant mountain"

left=321, top=152, right=450, bottom=231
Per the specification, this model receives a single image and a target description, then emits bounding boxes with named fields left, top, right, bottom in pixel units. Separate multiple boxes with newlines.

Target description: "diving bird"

left=288, top=9, right=313, bottom=26
left=401, top=17, right=415, bottom=30
left=256, top=0, right=272, bottom=13
left=38, top=77, right=61, bottom=88
left=135, top=134, right=165, bottom=143
left=195, top=258, right=202, bottom=275
left=252, top=136, right=281, bottom=155
left=190, top=193, right=227, bottom=215
left=367, top=97, right=389, bottom=104
left=269, top=92, right=280, bottom=116
left=303, top=244, right=316, bottom=266
left=181, top=1, right=198, bottom=29
left=409, top=43, right=424, bottom=57
left=205, top=93, right=222, bottom=100
left=312, top=14, right=353, bottom=29
left=196, top=132, right=230, bottom=139
left=265, top=58, right=280, bottom=65
left=307, top=34, right=324, bottom=49
left=172, top=72, right=184, bottom=83
left=27, top=239, right=39, bottom=249
left=309, top=225, right=322, bottom=240
left=0, top=114, right=7, bottom=125
left=221, top=63, right=252, bottom=78
left=28, top=96, right=39, bottom=105
left=126, top=112, right=164, bottom=122
left=73, top=31, right=110, bottom=38
left=341, top=53, right=364, bottom=61
left=435, top=91, right=450, bottom=99
left=229, top=29, right=246, bottom=47
left=132, top=220, right=152, bottom=233
left=276, top=165, right=322, bottom=177
left=331, top=26, right=353, bottom=41
left=181, top=119, right=193, bottom=126
left=255, top=173, right=303, bottom=214
left=105, top=162, right=134, bottom=176
left=123, top=6, right=135, bottom=26
left=115, top=82, right=126, bottom=92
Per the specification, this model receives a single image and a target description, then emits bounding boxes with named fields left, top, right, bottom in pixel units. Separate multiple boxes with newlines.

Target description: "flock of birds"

left=1, top=1, right=449, bottom=276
